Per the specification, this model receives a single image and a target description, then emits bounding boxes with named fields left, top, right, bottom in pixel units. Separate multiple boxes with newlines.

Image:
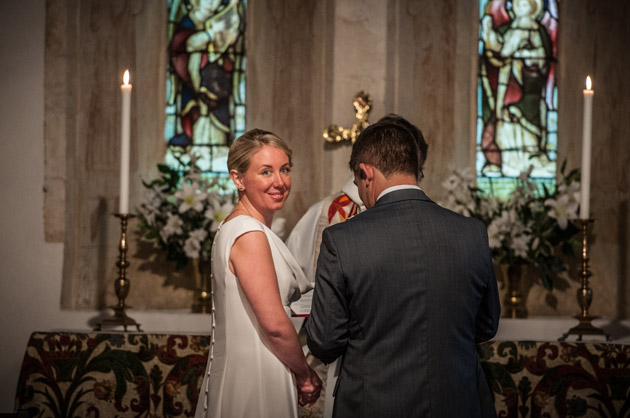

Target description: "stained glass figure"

left=477, top=0, right=559, bottom=196
left=165, top=0, right=246, bottom=174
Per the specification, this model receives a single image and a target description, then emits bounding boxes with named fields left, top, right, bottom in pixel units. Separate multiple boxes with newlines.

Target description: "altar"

left=494, top=317, right=630, bottom=343
left=12, top=317, right=630, bottom=418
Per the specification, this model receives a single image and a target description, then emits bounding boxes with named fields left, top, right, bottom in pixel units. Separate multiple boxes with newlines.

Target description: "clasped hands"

left=297, top=367, right=323, bottom=407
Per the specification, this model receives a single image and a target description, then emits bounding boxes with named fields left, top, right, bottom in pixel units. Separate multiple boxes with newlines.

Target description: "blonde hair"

left=227, top=128, right=293, bottom=174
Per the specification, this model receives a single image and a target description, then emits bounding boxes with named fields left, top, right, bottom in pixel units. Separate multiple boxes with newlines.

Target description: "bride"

left=195, top=128, right=322, bottom=418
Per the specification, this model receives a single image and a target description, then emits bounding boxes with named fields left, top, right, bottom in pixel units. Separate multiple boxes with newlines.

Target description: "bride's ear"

left=230, top=169, right=244, bottom=191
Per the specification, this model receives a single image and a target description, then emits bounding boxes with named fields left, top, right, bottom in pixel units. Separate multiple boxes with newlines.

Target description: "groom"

left=305, top=119, right=501, bottom=418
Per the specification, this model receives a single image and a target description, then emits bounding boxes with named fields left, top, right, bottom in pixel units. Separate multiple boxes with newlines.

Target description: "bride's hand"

left=297, top=367, right=323, bottom=406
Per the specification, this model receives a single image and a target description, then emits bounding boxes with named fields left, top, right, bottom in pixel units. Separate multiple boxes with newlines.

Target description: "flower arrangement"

left=441, top=162, right=582, bottom=290
left=137, top=155, right=236, bottom=270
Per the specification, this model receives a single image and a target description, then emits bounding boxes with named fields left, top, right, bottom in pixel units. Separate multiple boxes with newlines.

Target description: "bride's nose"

left=271, top=171, right=288, bottom=189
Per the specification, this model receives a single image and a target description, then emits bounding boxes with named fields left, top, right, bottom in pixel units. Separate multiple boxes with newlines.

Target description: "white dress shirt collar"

left=377, top=184, right=422, bottom=202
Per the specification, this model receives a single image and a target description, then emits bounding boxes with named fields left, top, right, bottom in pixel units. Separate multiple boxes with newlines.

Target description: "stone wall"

left=45, top=0, right=630, bottom=316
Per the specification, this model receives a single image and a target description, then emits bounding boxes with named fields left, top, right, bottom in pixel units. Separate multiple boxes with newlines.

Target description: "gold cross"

left=323, top=91, right=373, bottom=144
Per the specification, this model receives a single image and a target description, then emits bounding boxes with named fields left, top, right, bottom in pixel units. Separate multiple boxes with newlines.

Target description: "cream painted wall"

left=0, top=0, right=64, bottom=410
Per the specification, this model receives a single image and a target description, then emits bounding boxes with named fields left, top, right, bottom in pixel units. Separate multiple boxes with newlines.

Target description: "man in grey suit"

left=305, top=119, right=501, bottom=418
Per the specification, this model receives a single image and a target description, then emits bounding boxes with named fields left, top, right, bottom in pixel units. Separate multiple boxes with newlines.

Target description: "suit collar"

left=373, top=187, right=432, bottom=207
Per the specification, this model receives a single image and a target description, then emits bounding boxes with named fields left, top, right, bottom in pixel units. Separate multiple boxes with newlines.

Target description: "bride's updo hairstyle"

left=227, top=128, right=293, bottom=174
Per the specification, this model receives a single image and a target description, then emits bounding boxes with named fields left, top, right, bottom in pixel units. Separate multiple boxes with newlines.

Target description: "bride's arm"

left=230, top=230, right=322, bottom=403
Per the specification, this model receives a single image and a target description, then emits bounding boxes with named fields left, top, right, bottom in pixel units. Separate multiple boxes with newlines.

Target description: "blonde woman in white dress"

left=194, top=128, right=322, bottom=418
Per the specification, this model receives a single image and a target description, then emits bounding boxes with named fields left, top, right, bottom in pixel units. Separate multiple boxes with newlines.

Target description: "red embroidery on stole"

left=327, top=194, right=359, bottom=224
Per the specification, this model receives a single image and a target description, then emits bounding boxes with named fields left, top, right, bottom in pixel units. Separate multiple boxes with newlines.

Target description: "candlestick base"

left=95, top=305, right=143, bottom=332
left=94, top=213, right=142, bottom=332
left=560, top=315, right=609, bottom=342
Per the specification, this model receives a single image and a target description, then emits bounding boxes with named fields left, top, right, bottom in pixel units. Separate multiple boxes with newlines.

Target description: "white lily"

left=140, top=207, right=157, bottom=227
left=189, top=228, right=208, bottom=243
left=211, top=201, right=235, bottom=231
left=183, top=237, right=202, bottom=259
left=442, top=174, right=462, bottom=192
left=558, top=180, right=581, bottom=204
left=545, top=194, right=578, bottom=229
left=182, top=227, right=208, bottom=259
left=487, top=220, right=503, bottom=249
left=479, top=196, right=501, bottom=218
left=160, top=212, right=184, bottom=242
left=510, top=234, right=530, bottom=259
left=175, top=182, right=208, bottom=213
left=147, top=185, right=166, bottom=210
left=495, top=210, right=513, bottom=232
left=204, top=206, right=215, bottom=222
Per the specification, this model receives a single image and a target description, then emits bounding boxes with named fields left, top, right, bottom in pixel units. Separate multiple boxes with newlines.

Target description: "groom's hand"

left=297, top=367, right=323, bottom=406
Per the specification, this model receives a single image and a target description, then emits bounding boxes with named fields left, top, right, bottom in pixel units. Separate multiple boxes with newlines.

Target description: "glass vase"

left=501, top=263, right=528, bottom=318
left=192, top=258, right=212, bottom=313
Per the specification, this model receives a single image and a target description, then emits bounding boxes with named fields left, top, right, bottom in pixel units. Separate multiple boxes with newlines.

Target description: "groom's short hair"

left=349, top=120, right=420, bottom=180
left=378, top=114, right=428, bottom=178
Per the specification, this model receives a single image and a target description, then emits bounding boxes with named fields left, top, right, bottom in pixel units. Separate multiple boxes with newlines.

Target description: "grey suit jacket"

left=306, top=189, right=500, bottom=418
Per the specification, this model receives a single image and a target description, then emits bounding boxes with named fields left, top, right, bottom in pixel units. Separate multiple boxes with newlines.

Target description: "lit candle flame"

left=123, top=69, right=130, bottom=85
left=586, top=75, right=592, bottom=90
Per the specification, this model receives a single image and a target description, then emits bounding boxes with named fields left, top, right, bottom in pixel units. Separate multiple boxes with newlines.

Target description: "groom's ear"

left=359, top=163, right=374, bottom=182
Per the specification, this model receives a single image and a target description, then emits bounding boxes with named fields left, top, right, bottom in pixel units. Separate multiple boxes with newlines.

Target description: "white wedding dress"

left=194, top=215, right=312, bottom=418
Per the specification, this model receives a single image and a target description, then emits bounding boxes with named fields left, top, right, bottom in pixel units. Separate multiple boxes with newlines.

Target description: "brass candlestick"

left=95, top=213, right=142, bottom=332
left=561, top=219, right=608, bottom=341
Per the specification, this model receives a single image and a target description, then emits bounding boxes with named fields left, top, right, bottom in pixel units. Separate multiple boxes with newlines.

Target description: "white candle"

left=580, top=75, right=594, bottom=219
left=119, top=69, right=132, bottom=213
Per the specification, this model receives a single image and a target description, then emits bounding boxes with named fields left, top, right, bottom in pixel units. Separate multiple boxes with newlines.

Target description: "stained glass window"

left=165, top=0, right=246, bottom=177
left=476, top=0, right=559, bottom=197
